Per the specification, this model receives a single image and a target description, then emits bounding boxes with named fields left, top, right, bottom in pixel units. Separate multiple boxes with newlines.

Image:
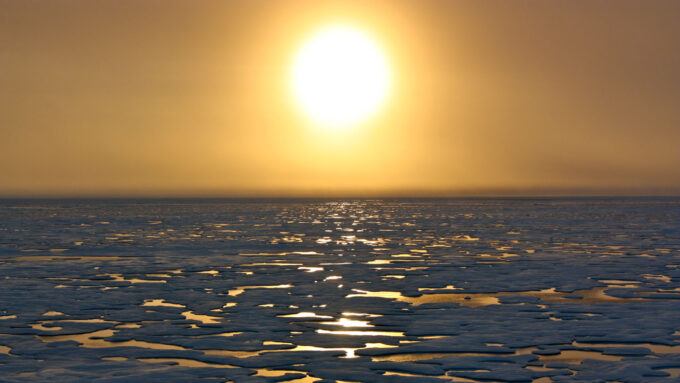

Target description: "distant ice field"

left=0, top=198, right=679, bottom=382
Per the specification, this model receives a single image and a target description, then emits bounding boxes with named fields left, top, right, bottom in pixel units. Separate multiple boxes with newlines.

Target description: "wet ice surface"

left=0, top=198, right=679, bottom=382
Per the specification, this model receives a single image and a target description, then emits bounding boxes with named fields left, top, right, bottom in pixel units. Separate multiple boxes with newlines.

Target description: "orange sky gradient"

left=1, top=0, right=679, bottom=197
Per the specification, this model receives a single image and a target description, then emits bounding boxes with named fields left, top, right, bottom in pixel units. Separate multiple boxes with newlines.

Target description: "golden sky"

left=1, top=0, right=679, bottom=197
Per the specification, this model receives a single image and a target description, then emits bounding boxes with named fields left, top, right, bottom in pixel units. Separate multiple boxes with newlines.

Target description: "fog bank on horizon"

left=1, top=0, right=679, bottom=197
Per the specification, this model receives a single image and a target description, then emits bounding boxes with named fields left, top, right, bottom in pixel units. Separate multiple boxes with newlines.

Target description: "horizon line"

left=1, top=190, right=679, bottom=200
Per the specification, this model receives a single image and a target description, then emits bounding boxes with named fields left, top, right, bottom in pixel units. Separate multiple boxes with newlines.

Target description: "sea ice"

left=0, top=198, right=678, bottom=381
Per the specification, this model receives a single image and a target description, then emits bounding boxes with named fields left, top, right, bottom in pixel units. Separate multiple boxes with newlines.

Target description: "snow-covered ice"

left=0, top=198, right=678, bottom=382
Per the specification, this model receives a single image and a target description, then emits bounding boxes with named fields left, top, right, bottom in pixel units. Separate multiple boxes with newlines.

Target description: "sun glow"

left=291, top=25, right=391, bottom=128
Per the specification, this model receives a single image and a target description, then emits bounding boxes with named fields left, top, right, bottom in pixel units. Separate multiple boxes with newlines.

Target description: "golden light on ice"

left=291, top=25, right=391, bottom=128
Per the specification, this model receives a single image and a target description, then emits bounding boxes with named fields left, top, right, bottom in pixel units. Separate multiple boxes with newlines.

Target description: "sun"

left=291, top=25, right=391, bottom=128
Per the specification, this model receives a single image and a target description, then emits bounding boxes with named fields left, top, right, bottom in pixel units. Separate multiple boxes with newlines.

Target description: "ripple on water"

left=142, top=299, right=185, bottom=308
left=346, top=286, right=650, bottom=307
left=181, top=311, right=221, bottom=324
left=228, top=284, right=292, bottom=296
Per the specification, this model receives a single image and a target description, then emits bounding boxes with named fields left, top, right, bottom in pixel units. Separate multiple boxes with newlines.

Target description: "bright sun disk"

left=291, top=25, right=390, bottom=128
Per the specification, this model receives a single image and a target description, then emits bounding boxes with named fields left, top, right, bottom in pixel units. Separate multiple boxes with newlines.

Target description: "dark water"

left=0, top=198, right=679, bottom=382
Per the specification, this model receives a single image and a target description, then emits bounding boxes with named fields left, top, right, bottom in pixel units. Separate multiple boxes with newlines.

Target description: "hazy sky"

left=1, top=0, right=679, bottom=196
